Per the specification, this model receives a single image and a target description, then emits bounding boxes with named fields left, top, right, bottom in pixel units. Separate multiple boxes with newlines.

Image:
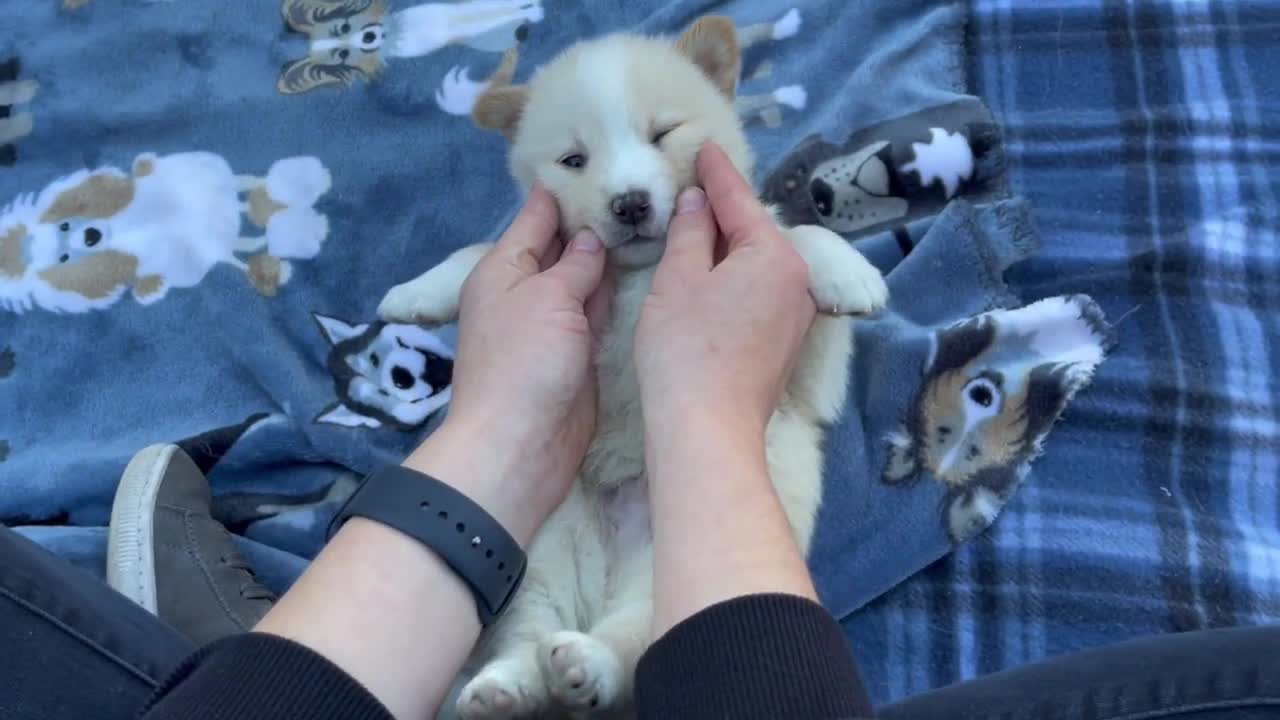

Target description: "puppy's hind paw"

left=456, top=661, right=543, bottom=720
left=539, top=631, right=623, bottom=715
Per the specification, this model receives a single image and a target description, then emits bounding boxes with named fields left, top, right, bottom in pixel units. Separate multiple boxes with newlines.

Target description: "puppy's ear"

left=472, top=49, right=527, bottom=141
left=676, top=15, right=740, bottom=98
left=473, top=87, right=528, bottom=140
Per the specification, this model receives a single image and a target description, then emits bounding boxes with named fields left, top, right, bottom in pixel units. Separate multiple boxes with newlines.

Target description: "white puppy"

left=379, top=16, right=888, bottom=719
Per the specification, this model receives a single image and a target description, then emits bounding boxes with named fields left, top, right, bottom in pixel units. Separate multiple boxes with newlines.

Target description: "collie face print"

left=881, top=296, right=1112, bottom=543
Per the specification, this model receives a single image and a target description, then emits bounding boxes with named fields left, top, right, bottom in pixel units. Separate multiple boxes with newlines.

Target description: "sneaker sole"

left=106, top=443, right=177, bottom=614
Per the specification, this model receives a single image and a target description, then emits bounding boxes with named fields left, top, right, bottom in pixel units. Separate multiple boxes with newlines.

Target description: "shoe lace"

left=219, top=550, right=278, bottom=602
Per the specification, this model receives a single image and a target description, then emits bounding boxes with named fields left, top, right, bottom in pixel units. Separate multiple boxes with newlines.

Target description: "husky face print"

left=762, top=99, right=1002, bottom=238
left=807, top=140, right=910, bottom=234
left=313, top=313, right=454, bottom=430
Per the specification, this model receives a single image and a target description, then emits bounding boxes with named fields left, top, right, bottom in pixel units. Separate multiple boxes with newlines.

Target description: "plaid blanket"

left=845, top=0, right=1280, bottom=703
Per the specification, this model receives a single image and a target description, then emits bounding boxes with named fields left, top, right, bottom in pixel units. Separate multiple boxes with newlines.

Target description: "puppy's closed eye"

left=559, top=152, right=587, bottom=170
left=651, top=125, right=679, bottom=145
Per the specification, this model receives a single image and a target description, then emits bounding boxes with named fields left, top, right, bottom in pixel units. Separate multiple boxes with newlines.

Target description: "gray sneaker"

left=107, top=443, right=276, bottom=646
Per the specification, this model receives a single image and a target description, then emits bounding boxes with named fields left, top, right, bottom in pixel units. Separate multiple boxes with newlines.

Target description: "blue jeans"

left=2, top=524, right=1278, bottom=720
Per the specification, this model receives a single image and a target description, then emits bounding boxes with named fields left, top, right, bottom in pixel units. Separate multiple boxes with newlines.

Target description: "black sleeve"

left=634, top=593, right=875, bottom=720
left=138, top=632, right=394, bottom=720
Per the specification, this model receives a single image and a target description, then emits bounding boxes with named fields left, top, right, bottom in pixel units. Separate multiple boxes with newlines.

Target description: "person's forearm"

left=253, top=422, right=532, bottom=720
left=253, top=517, right=477, bottom=720
left=646, top=413, right=817, bottom=636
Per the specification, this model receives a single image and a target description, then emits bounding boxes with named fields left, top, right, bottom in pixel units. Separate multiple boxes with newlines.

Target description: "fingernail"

left=572, top=229, right=602, bottom=253
left=676, top=187, right=706, bottom=214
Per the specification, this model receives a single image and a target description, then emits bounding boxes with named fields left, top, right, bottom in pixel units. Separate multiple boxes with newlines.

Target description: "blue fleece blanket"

left=1, top=0, right=1117, bottom=696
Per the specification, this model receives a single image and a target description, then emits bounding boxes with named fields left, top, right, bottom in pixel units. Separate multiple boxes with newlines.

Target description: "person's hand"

left=635, top=141, right=816, bottom=442
left=639, top=144, right=821, bottom=631
left=406, top=186, right=612, bottom=546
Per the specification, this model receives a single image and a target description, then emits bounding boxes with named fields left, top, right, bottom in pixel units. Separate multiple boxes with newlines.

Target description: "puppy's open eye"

left=58, top=222, right=70, bottom=232
left=651, top=126, right=678, bottom=145
left=559, top=153, right=587, bottom=170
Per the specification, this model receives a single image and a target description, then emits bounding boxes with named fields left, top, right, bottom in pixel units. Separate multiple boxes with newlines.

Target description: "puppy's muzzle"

left=610, top=190, right=652, bottom=226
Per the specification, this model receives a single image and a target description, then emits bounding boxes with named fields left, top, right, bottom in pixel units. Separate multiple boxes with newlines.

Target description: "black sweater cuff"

left=139, top=632, right=393, bottom=720
left=635, top=593, right=873, bottom=719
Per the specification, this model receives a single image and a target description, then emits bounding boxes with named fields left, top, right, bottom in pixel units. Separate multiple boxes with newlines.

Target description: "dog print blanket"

left=0, top=0, right=1110, bottom=692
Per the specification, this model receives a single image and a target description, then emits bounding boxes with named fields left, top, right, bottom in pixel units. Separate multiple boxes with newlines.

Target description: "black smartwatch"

left=327, top=465, right=527, bottom=626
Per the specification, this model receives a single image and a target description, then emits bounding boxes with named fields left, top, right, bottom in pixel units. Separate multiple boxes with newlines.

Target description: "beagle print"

left=0, top=151, right=332, bottom=313
left=881, top=295, right=1113, bottom=543
left=277, top=0, right=544, bottom=95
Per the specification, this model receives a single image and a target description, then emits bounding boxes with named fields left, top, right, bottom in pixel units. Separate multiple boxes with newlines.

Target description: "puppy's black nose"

left=84, top=227, right=103, bottom=247
left=610, top=190, right=651, bottom=226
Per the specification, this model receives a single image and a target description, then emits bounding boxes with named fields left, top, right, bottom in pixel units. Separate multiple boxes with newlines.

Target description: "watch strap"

left=327, top=465, right=527, bottom=626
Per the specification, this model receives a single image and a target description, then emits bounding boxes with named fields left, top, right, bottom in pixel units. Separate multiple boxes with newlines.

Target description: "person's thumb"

left=544, top=229, right=607, bottom=303
left=656, top=186, right=715, bottom=277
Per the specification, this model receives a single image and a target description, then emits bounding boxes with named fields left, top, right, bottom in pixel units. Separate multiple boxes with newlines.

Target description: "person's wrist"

left=401, top=417, right=546, bottom=547
left=644, top=401, right=766, bottom=472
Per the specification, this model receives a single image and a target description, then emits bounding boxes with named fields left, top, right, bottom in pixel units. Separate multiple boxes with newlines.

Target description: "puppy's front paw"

left=457, top=659, right=544, bottom=720
left=787, top=225, right=889, bottom=317
left=379, top=243, right=490, bottom=325
left=377, top=277, right=455, bottom=326
left=814, top=249, right=888, bottom=317
left=539, top=631, right=623, bottom=715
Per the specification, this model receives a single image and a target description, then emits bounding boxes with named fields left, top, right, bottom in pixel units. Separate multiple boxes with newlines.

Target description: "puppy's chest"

left=581, top=270, right=653, bottom=489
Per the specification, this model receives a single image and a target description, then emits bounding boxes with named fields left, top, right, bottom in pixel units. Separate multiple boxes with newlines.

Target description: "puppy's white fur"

left=380, top=17, right=888, bottom=719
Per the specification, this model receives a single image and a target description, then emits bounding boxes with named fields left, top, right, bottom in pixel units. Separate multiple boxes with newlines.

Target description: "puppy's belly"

left=600, top=477, right=652, bottom=553
left=581, top=270, right=651, bottom=492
